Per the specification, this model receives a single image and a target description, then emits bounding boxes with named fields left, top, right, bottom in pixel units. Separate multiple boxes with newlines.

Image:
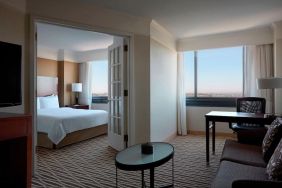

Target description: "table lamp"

left=71, top=83, right=82, bottom=105
left=257, top=77, right=282, bottom=115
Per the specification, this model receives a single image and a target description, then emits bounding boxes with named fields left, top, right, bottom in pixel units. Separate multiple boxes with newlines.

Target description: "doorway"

left=32, top=20, right=131, bottom=175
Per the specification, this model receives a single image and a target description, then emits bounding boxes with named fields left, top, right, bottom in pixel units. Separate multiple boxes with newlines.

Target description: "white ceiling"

left=37, top=23, right=114, bottom=52
left=87, top=0, right=282, bottom=39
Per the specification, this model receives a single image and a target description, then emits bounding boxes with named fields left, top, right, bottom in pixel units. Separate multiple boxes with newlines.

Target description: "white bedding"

left=37, top=107, right=108, bottom=144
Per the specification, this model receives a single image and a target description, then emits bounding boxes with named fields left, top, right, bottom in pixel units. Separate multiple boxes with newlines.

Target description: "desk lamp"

left=257, top=77, right=282, bottom=116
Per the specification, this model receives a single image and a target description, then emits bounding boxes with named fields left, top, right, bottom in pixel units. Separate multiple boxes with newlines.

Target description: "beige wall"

left=37, top=58, right=58, bottom=77
left=37, top=58, right=78, bottom=106
left=177, top=26, right=273, bottom=51
left=63, top=61, right=79, bottom=105
left=0, top=2, right=27, bottom=113
left=150, top=38, right=177, bottom=141
left=187, top=107, right=235, bottom=133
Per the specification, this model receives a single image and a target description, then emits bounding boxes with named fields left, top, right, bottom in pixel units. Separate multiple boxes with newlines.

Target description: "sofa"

left=211, top=118, right=282, bottom=188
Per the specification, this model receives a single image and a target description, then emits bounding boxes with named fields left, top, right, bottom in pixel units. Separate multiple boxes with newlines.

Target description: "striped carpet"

left=32, top=135, right=226, bottom=188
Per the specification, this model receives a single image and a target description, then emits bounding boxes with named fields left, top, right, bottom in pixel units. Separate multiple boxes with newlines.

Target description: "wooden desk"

left=205, top=111, right=275, bottom=163
left=0, top=113, right=32, bottom=188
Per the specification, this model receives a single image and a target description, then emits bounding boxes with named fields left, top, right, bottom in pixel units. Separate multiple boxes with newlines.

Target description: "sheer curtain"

left=79, top=62, right=93, bottom=106
left=177, top=52, right=187, bottom=135
left=244, top=44, right=274, bottom=113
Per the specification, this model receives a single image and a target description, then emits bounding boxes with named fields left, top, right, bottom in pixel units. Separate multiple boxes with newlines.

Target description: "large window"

left=184, top=46, right=243, bottom=106
left=91, top=60, right=108, bottom=103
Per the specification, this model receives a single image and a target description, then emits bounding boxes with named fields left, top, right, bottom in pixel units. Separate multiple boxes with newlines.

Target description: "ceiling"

left=87, top=0, right=282, bottom=39
left=37, top=23, right=114, bottom=52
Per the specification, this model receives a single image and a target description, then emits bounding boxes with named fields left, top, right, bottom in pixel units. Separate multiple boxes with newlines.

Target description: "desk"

left=205, top=111, right=275, bottom=163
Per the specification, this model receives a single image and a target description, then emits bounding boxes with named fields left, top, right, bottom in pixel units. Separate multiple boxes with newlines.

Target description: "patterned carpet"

left=32, top=135, right=226, bottom=188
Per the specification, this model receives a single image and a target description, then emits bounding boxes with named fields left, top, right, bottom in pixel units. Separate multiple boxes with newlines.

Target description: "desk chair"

left=230, top=97, right=266, bottom=144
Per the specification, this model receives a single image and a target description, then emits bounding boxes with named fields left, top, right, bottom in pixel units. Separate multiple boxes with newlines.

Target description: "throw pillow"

left=262, top=117, right=282, bottom=162
left=266, top=138, right=282, bottom=180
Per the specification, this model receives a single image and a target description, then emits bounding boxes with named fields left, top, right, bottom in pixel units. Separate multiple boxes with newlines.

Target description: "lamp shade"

left=257, top=77, right=282, bottom=89
left=71, top=83, right=82, bottom=92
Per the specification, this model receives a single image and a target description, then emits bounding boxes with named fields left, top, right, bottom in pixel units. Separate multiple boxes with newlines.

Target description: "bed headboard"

left=37, top=76, right=58, bottom=96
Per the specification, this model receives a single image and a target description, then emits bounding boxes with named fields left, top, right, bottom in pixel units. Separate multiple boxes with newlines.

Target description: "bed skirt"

left=37, top=124, right=108, bottom=149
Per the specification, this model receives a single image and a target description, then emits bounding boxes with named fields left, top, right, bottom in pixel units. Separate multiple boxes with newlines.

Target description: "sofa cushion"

left=266, top=138, right=282, bottom=180
left=220, top=139, right=266, bottom=167
left=211, top=161, right=266, bottom=188
left=262, top=117, right=282, bottom=162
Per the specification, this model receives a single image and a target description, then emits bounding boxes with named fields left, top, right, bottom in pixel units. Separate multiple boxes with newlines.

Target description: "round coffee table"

left=115, top=142, right=174, bottom=188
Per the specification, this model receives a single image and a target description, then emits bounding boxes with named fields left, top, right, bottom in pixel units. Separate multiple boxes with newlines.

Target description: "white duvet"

left=37, top=107, right=108, bottom=144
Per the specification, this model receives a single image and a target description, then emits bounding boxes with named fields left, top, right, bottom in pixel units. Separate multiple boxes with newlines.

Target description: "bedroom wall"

left=37, top=58, right=58, bottom=77
left=63, top=61, right=79, bottom=105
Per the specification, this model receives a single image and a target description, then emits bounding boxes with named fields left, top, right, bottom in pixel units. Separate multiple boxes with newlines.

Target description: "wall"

left=150, top=21, right=177, bottom=142
left=37, top=58, right=58, bottom=77
left=150, top=38, right=177, bottom=141
left=63, top=61, right=79, bottom=105
left=273, top=21, right=282, bottom=114
left=0, top=2, right=27, bottom=113
left=177, top=26, right=273, bottom=51
left=27, top=0, right=151, bottom=145
left=187, top=107, right=235, bottom=134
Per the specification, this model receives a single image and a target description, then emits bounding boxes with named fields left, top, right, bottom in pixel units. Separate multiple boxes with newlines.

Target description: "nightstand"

left=67, top=104, right=89, bottom=109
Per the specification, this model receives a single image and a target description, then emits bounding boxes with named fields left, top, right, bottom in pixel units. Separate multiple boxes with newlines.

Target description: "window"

left=91, top=60, right=108, bottom=103
left=184, top=46, right=243, bottom=107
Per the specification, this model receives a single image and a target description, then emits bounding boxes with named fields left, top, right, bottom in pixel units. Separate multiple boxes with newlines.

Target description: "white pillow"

left=40, top=95, right=59, bottom=109
left=37, top=97, right=41, bottom=109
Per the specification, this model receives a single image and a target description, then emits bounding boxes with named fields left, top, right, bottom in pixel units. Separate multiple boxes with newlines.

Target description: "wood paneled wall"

left=37, top=58, right=79, bottom=106
left=37, top=58, right=58, bottom=77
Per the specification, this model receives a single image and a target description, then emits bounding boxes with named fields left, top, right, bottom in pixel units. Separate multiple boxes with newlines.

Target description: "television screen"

left=0, top=41, right=22, bottom=107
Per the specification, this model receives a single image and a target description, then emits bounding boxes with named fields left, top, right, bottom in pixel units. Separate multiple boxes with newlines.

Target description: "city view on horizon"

left=184, top=46, right=243, bottom=97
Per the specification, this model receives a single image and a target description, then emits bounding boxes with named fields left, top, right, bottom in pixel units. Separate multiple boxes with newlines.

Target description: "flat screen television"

left=0, top=41, right=22, bottom=107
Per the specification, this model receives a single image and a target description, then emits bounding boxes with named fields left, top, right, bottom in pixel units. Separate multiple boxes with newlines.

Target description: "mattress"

left=37, top=107, right=108, bottom=144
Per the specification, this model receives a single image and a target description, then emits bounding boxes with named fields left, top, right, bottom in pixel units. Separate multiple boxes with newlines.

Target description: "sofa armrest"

left=232, top=179, right=282, bottom=188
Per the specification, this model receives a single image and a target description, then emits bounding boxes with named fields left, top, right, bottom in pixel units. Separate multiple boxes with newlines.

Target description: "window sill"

left=92, top=96, right=108, bottom=104
left=186, top=97, right=236, bottom=107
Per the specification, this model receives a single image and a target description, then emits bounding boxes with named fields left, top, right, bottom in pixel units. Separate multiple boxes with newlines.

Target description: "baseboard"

left=188, top=130, right=236, bottom=139
left=164, top=131, right=177, bottom=142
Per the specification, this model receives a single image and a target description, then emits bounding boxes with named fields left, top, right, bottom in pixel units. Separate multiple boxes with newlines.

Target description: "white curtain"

left=79, top=62, right=93, bottom=106
left=177, top=52, right=187, bottom=135
left=244, top=44, right=274, bottom=113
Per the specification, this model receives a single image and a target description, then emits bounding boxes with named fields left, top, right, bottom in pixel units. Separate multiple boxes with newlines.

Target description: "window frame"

left=185, top=47, right=244, bottom=107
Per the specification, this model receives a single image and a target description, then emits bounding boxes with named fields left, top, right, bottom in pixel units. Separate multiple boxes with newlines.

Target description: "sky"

left=184, top=46, right=243, bottom=95
left=91, top=60, right=108, bottom=95
left=92, top=46, right=243, bottom=96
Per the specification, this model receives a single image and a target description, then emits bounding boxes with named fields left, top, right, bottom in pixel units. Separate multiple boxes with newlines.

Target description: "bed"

left=36, top=77, right=108, bottom=149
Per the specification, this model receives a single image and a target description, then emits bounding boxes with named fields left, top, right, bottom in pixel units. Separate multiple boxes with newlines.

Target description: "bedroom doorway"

left=34, top=22, right=130, bottom=153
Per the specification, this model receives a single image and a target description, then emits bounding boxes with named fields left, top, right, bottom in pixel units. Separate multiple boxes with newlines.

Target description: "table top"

left=205, top=111, right=265, bottom=118
left=115, top=142, right=174, bottom=171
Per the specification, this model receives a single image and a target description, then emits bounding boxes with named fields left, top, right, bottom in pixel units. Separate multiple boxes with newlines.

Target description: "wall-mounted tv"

left=0, top=41, right=22, bottom=107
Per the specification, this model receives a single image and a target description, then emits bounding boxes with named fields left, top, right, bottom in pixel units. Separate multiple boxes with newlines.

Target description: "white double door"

left=108, top=37, right=128, bottom=151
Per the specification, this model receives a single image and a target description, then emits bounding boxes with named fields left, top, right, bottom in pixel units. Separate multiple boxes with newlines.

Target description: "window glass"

left=91, top=60, right=108, bottom=96
left=184, top=46, right=243, bottom=99
left=184, top=51, right=195, bottom=97
left=197, top=47, right=243, bottom=97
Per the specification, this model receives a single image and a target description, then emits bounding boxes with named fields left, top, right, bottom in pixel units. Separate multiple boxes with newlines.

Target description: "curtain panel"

left=243, top=44, right=274, bottom=113
left=79, top=62, right=93, bottom=106
left=177, top=52, right=187, bottom=135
